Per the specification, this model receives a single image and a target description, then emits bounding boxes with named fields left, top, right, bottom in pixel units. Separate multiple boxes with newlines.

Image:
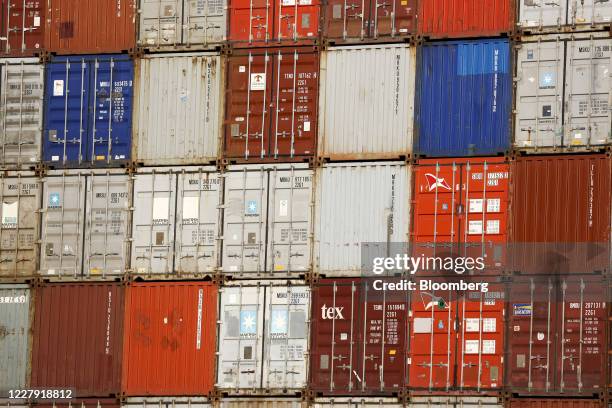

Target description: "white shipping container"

left=314, top=162, right=411, bottom=276
left=123, top=398, right=211, bottom=408
left=312, top=398, right=403, bottom=408
left=217, top=282, right=310, bottom=392
left=518, top=0, right=612, bottom=29
left=515, top=34, right=611, bottom=151
left=318, top=44, right=415, bottom=160
left=133, top=53, right=223, bottom=165
left=218, top=401, right=306, bottom=408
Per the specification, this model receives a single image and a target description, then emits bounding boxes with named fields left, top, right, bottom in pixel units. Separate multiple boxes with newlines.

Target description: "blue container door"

left=416, top=39, right=512, bottom=157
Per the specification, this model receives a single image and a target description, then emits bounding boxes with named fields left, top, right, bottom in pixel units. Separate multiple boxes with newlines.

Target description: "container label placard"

left=152, top=197, right=169, bottom=224
left=513, top=303, right=532, bottom=316
left=1, top=201, right=18, bottom=228
left=53, top=80, right=64, bottom=96
left=250, top=73, right=266, bottom=91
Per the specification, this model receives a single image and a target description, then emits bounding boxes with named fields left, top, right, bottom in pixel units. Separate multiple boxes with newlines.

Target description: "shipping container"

left=0, top=0, right=44, bottom=56
left=122, top=282, right=217, bottom=396
left=309, top=278, right=409, bottom=395
left=123, top=398, right=210, bottom=408
left=43, top=54, right=134, bottom=168
left=217, top=281, right=310, bottom=393
left=321, top=0, right=415, bottom=44
left=224, top=47, right=318, bottom=162
left=40, top=170, right=132, bottom=278
left=314, top=162, right=410, bottom=276
left=506, top=276, right=607, bottom=396
left=222, top=164, right=312, bottom=275
left=218, top=399, right=306, bottom=408
left=312, top=398, right=403, bottom=407
left=133, top=53, right=223, bottom=166
left=506, top=399, right=604, bottom=408
left=415, top=39, right=512, bottom=157
left=408, top=396, right=503, bottom=407
left=30, top=283, right=124, bottom=396
left=0, top=172, right=41, bottom=278
left=44, top=0, right=136, bottom=54
left=131, top=167, right=221, bottom=277
left=518, top=0, right=612, bottom=32
left=36, top=400, right=121, bottom=408
left=0, top=285, right=31, bottom=393
left=0, top=58, right=44, bottom=169
left=514, top=34, right=611, bottom=152
left=509, top=154, right=611, bottom=274
left=138, top=0, right=226, bottom=50
left=318, top=44, right=415, bottom=161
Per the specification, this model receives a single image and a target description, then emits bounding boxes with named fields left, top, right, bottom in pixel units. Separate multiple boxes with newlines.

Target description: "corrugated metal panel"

left=138, top=0, right=226, bottom=49
left=515, top=34, right=611, bottom=151
left=0, top=58, right=44, bottom=169
left=30, top=283, right=124, bottom=396
left=133, top=53, right=223, bottom=165
left=122, top=282, right=217, bottom=396
left=0, top=0, right=44, bottom=56
left=37, top=399, right=120, bottom=408
left=507, top=399, right=604, bottom=408
left=418, top=0, right=514, bottom=38
left=409, top=396, right=503, bottom=407
left=217, top=282, right=310, bottom=392
left=123, top=398, right=211, bottom=408
left=222, top=164, right=313, bottom=275
left=519, top=0, right=612, bottom=29
left=0, top=172, right=41, bottom=277
left=318, top=44, right=414, bottom=160
left=43, top=55, right=134, bottom=168
left=0, top=284, right=31, bottom=393
left=44, top=0, right=136, bottom=54
left=415, top=39, right=512, bottom=157
left=314, top=162, right=410, bottom=276
left=219, top=400, right=306, bottom=408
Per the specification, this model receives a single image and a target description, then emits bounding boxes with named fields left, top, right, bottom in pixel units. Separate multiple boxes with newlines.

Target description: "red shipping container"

left=321, top=0, right=416, bottom=44
left=506, top=399, right=604, bottom=408
left=408, top=277, right=505, bottom=390
left=122, top=282, right=218, bottom=396
left=44, top=0, right=136, bottom=54
left=0, top=0, right=44, bottom=56
left=309, top=278, right=409, bottom=395
left=31, top=283, right=125, bottom=397
left=506, top=275, right=607, bottom=396
left=228, top=0, right=319, bottom=47
left=224, top=47, right=318, bottom=162
left=418, top=0, right=514, bottom=39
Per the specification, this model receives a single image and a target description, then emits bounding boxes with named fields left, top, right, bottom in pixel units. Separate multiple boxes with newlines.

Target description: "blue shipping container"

left=43, top=55, right=134, bottom=167
left=415, top=39, right=512, bottom=157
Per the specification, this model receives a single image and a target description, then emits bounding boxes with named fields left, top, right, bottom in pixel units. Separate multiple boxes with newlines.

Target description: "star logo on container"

left=49, top=193, right=61, bottom=208
left=246, top=200, right=258, bottom=215
left=271, top=310, right=288, bottom=335
left=540, top=73, right=554, bottom=87
left=424, top=174, right=451, bottom=191
left=240, top=310, right=257, bottom=335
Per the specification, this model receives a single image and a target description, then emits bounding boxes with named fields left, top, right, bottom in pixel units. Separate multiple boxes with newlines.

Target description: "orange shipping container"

left=122, top=282, right=218, bottom=396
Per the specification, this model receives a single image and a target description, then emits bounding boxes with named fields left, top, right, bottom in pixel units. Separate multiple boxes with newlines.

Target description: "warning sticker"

left=468, top=220, right=483, bottom=235
left=250, top=73, right=266, bottom=91
left=486, top=219, right=500, bottom=234
left=482, top=318, right=496, bottom=333
left=482, top=339, right=496, bottom=354
left=465, top=340, right=479, bottom=354
left=487, top=198, right=501, bottom=213
left=469, top=199, right=483, bottom=213
left=465, top=318, right=480, bottom=333
left=53, top=80, right=64, bottom=96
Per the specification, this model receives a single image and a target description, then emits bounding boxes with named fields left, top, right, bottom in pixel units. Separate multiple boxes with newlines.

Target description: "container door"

left=564, top=38, right=611, bottom=147
left=0, top=0, right=44, bottom=55
left=44, top=58, right=90, bottom=166
left=0, top=285, right=31, bottom=390
left=519, top=0, right=567, bottom=28
left=228, top=0, right=274, bottom=44
left=569, top=0, right=612, bottom=26
left=40, top=173, right=86, bottom=276
left=274, top=0, right=319, bottom=42
left=83, top=172, right=131, bottom=277
left=515, top=39, right=565, bottom=149
left=222, top=168, right=268, bottom=274
left=176, top=170, right=221, bottom=274
left=139, top=0, right=183, bottom=47
left=131, top=171, right=176, bottom=275
left=186, top=0, right=227, bottom=44
left=263, top=285, right=310, bottom=389
left=0, top=175, right=40, bottom=277
left=267, top=167, right=312, bottom=274
left=323, top=0, right=370, bottom=40
left=371, top=0, right=415, bottom=38
left=218, top=285, right=265, bottom=389
left=0, top=59, right=44, bottom=168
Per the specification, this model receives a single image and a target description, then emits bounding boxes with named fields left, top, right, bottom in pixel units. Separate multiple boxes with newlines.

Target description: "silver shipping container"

left=0, top=285, right=31, bottom=393
left=314, top=162, right=411, bottom=276
left=0, top=172, right=41, bottom=278
left=318, top=44, right=415, bottom=161
left=131, top=167, right=221, bottom=276
left=518, top=0, right=612, bottom=30
left=124, top=398, right=211, bottom=408
left=217, top=282, right=310, bottom=393
left=40, top=170, right=132, bottom=278
left=0, top=58, right=44, bottom=169
left=515, top=34, right=611, bottom=152
left=222, top=164, right=313, bottom=276
left=138, top=0, right=227, bottom=49
left=408, top=397, right=503, bottom=407
left=312, top=399, right=403, bottom=408
left=133, top=53, right=223, bottom=165
left=217, top=400, right=306, bottom=408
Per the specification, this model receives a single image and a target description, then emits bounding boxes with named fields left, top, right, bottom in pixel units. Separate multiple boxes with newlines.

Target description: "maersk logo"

left=425, top=174, right=451, bottom=191
left=321, top=304, right=344, bottom=319
left=48, top=192, right=61, bottom=208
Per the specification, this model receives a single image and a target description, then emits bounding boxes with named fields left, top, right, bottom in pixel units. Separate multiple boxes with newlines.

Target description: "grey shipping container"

left=515, top=33, right=611, bottom=152
left=0, top=58, right=44, bottom=169
left=222, top=164, right=313, bottom=276
left=312, top=399, right=403, bottom=407
left=217, top=400, right=306, bottom=408
left=518, top=0, right=612, bottom=30
left=217, top=282, right=310, bottom=393
left=138, top=0, right=226, bottom=50
left=133, top=53, right=224, bottom=165
left=313, top=162, right=411, bottom=276
left=0, top=285, right=31, bottom=393
left=131, top=167, right=221, bottom=276
left=40, top=170, right=132, bottom=278
left=0, top=172, right=41, bottom=278
left=123, top=398, right=211, bottom=408
left=318, top=44, right=415, bottom=161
